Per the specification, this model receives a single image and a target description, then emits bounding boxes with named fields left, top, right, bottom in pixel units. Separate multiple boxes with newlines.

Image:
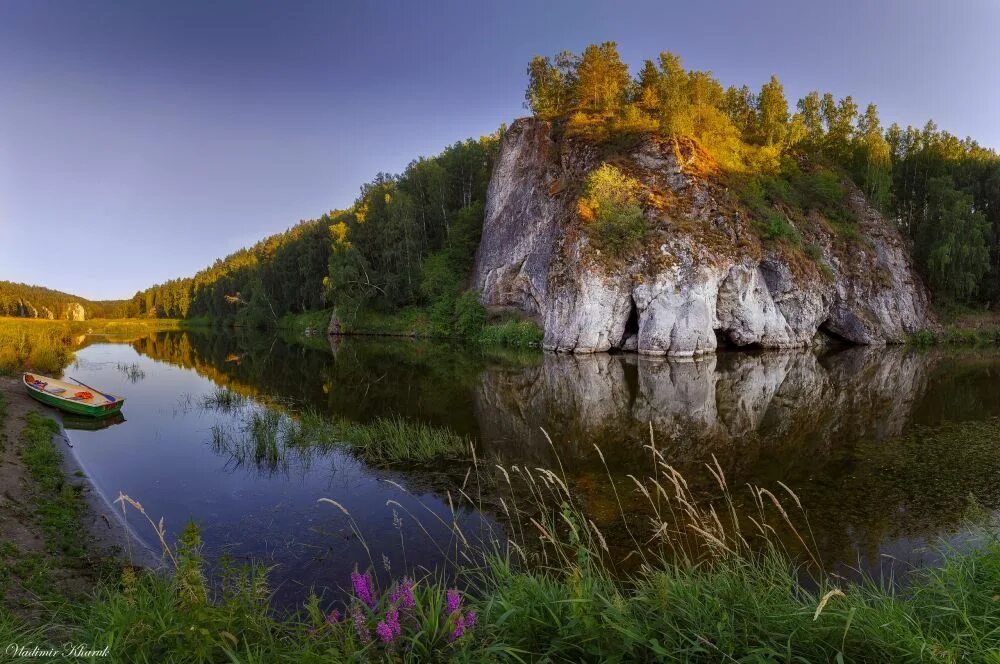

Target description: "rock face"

left=473, top=118, right=934, bottom=355
left=65, top=302, right=86, bottom=321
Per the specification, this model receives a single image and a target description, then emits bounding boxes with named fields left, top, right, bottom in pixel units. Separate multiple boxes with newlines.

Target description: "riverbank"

left=280, top=307, right=543, bottom=349
left=0, top=377, right=126, bottom=631
left=0, top=318, right=187, bottom=376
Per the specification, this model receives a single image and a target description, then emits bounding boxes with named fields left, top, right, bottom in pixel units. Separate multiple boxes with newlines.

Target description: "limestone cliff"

left=473, top=118, right=934, bottom=355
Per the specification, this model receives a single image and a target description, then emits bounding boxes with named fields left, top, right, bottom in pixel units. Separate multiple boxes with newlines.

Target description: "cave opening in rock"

left=624, top=299, right=639, bottom=336
left=818, top=320, right=852, bottom=345
left=714, top=329, right=763, bottom=352
left=618, top=297, right=640, bottom=350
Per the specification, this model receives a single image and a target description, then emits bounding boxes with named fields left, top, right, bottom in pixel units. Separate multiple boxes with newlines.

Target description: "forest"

left=9, top=43, right=998, bottom=327
left=0, top=281, right=128, bottom=320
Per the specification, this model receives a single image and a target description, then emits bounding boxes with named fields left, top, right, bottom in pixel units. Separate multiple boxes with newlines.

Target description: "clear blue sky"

left=2, top=0, right=998, bottom=300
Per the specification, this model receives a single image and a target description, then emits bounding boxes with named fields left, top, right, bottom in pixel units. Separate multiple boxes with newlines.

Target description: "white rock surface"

left=473, top=118, right=934, bottom=354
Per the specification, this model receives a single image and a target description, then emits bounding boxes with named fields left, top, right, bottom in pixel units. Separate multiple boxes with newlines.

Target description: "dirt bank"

left=0, top=376, right=156, bottom=618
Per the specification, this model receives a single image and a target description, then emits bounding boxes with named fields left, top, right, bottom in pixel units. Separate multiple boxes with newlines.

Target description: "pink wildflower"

left=449, top=614, right=466, bottom=642
left=465, top=610, right=477, bottom=629
left=390, top=578, right=415, bottom=609
left=446, top=588, right=461, bottom=614
left=351, top=605, right=371, bottom=644
left=325, top=609, right=341, bottom=625
left=351, top=570, right=376, bottom=608
left=386, top=607, right=402, bottom=636
left=376, top=620, right=395, bottom=643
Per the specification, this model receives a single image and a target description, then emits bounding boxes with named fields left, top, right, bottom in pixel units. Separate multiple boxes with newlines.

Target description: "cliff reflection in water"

left=132, top=330, right=1000, bottom=573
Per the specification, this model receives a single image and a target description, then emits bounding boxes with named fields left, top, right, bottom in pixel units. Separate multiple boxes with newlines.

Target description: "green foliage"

left=915, top=177, right=991, bottom=302
left=211, top=405, right=472, bottom=467
left=0, top=318, right=181, bottom=375
left=323, top=140, right=498, bottom=317
left=756, top=212, right=800, bottom=244
left=454, top=290, right=487, bottom=338
left=479, top=319, right=544, bottom=348
left=579, top=164, right=647, bottom=258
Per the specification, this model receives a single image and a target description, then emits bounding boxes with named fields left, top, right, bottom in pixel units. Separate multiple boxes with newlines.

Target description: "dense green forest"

left=51, top=43, right=1000, bottom=328
left=0, top=281, right=127, bottom=319
left=129, top=135, right=501, bottom=334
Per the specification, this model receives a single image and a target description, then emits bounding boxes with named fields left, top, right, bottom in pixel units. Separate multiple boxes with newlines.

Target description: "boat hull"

left=23, top=374, right=125, bottom=418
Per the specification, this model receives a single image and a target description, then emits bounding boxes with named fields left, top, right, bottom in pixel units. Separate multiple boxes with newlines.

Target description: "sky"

left=1, top=0, right=998, bottom=300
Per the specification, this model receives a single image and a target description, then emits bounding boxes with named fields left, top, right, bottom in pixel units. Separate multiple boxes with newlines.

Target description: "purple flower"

left=465, top=610, right=477, bottom=629
left=449, top=614, right=466, bottom=642
left=376, top=620, right=395, bottom=644
left=351, top=570, right=376, bottom=608
left=351, top=606, right=371, bottom=644
left=390, top=578, right=415, bottom=609
left=325, top=609, right=341, bottom=625
left=446, top=588, right=462, bottom=615
left=386, top=607, right=401, bottom=636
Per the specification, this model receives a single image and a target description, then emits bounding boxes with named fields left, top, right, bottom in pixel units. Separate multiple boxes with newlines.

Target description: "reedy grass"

left=477, top=319, right=543, bottom=348
left=208, top=402, right=472, bottom=467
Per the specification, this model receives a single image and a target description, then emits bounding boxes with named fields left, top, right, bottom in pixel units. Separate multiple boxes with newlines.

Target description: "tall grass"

left=0, top=317, right=182, bottom=376
left=478, top=319, right=543, bottom=348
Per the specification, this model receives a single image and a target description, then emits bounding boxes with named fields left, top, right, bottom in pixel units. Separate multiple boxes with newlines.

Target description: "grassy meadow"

left=0, top=317, right=183, bottom=376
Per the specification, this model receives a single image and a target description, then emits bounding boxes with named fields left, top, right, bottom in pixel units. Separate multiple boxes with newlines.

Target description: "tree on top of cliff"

left=523, top=43, right=1000, bottom=305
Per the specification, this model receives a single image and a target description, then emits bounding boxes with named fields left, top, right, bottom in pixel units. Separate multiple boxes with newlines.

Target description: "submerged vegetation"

left=208, top=396, right=472, bottom=467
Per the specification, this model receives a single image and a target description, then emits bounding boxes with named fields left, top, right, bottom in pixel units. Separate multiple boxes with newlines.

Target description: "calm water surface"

left=63, top=331, right=1000, bottom=605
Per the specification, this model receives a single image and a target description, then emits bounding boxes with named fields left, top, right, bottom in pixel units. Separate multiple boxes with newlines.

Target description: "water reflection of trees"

left=131, top=331, right=1000, bottom=575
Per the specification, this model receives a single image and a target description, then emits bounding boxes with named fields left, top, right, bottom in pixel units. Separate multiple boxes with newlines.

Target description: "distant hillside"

left=0, top=281, right=127, bottom=320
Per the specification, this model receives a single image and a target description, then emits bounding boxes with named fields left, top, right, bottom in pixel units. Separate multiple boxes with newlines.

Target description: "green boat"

left=23, top=373, right=125, bottom=418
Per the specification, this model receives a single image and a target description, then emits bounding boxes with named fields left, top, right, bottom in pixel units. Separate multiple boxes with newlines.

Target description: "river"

left=61, top=329, right=1000, bottom=606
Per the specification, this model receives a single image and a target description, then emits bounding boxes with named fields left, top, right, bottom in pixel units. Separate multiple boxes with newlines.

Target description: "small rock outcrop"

left=65, top=302, right=86, bottom=321
left=473, top=118, right=934, bottom=356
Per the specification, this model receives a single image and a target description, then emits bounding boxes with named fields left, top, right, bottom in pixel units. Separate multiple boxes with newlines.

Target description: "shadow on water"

left=66, top=329, right=1000, bottom=603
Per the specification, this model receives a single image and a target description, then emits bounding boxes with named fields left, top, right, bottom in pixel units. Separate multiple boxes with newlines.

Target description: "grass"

left=36, top=432, right=1000, bottom=661
left=282, top=306, right=544, bottom=350
left=0, top=317, right=183, bottom=376
left=477, top=319, right=544, bottom=348
left=209, top=403, right=472, bottom=468
left=115, top=362, right=145, bottom=383
left=19, top=413, right=88, bottom=558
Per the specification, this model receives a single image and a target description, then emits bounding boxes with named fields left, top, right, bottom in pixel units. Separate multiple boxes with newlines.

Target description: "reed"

left=207, top=402, right=472, bottom=467
left=115, top=362, right=145, bottom=383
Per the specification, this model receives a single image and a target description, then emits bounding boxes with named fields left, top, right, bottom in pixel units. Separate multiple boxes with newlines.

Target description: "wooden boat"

left=23, top=374, right=125, bottom=418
